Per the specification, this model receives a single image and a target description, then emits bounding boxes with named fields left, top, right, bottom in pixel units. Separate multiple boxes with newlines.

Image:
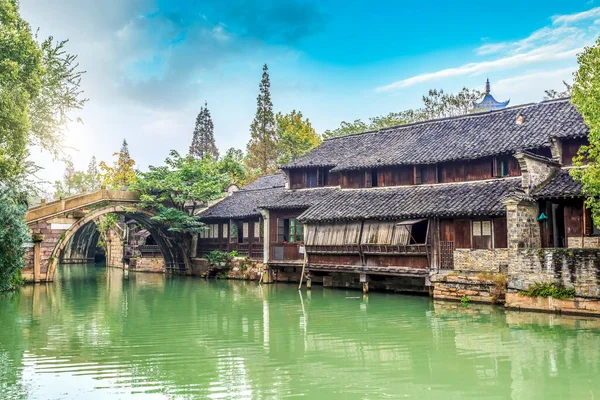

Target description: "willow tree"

left=571, top=38, right=600, bottom=225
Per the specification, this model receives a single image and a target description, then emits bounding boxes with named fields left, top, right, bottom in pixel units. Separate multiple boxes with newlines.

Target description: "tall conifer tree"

left=246, top=64, right=278, bottom=174
left=189, top=102, right=219, bottom=160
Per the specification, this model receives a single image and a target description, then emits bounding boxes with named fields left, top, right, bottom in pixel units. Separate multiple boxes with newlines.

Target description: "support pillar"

left=307, top=273, right=312, bottom=290
left=360, top=273, right=369, bottom=293
left=32, top=234, right=44, bottom=283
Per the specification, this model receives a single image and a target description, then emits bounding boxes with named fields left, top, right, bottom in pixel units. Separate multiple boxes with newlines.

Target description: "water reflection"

left=0, top=264, right=599, bottom=399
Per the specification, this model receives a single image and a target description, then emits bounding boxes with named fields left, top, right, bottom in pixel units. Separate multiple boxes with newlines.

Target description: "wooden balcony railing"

left=360, top=243, right=429, bottom=256
left=305, top=245, right=361, bottom=254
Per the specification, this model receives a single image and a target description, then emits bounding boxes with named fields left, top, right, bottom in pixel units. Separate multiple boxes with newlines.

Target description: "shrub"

left=0, top=188, right=30, bottom=291
left=520, top=282, right=576, bottom=299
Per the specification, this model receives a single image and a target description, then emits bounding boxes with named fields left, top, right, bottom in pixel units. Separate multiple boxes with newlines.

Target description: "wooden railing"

left=360, top=244, right=429, bottom=256
left=440, top=241, right=454, bottom=270
left=305, top=244, right=361, bottom=254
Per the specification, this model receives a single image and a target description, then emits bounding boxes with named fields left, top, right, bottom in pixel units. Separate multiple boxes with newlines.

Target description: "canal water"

left=0, top=264, right=599, bottom=399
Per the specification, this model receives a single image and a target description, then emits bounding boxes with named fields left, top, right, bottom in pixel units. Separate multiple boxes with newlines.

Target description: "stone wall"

left=453, top=249, right=509, bottom=273
left=505, top=293, right=600, bottom=316
left=431, top=273, right=507, bottom=303
left=105, top=228, right=124, bottom=268
left=567, top=236, right=600, bottom=249
left=508, top=248, right=600, bottom=298
left=505, top=200, right=541, bottom=249
left=514, top=152, right=560, bottom=195
left=129, top=256, right=165, bottom=273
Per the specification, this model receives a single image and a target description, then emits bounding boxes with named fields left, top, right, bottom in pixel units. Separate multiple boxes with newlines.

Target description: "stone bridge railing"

left=26, top=189, right=140, bottom=224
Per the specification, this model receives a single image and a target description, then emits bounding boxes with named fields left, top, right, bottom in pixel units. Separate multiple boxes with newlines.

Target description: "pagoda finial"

left=485, top=78, right=491, bottom=94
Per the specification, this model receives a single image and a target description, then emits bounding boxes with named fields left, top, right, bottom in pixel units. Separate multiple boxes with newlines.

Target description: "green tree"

left=246, top=64, right=278, bottom=174
left=53, top=156, right=101, bottom=198
left=217, top=148, right=256, bottom=187
left=324, top=87, right=481, bottom=139
left=0, top=186, right=30, bottom=291
left=29, top=36, right=87, bottom=158
left=0, top=0, right=44, bottom=182
left=100, top=139, right=136, bottom=190
left=276, top=110, right=321, bottom=165
left=134, top=150, right=229, bottom=233
left=570, top=38, right=600, bottom=226
left=86, top=156, right=101, bottom=191
left=189, top=102, right=219, bottom=160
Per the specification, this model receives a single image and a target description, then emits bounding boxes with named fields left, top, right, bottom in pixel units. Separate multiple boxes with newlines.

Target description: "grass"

left=520, top=282, right=576, bottom=299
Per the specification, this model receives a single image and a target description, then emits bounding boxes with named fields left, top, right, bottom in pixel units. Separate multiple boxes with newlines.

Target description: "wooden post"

left=306, top=273, right=312, bottom=290
left=360, top=273, right=368, bottom=293
left=582, top=202, right=586, bottom=248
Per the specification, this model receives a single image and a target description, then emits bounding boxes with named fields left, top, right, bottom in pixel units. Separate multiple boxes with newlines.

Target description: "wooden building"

left=197, top=174, right=286, bottom=260
left=199, top=98, right=596, bottom=292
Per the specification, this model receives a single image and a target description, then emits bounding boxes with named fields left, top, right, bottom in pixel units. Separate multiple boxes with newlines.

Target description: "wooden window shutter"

left=415, top=166, right=422, bottom=185
left=454, top=220, right=471, bottom=248
left=585, top=206, right=593, bottom=236
left=365, top=170, right=373, bottom=188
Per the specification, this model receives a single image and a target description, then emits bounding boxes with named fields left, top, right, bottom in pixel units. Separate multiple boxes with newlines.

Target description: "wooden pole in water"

left=298, top=249, right=307, bottom=290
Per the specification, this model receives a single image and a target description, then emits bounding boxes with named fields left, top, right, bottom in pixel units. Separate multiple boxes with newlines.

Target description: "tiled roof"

left=297, top=178, right=522, bottom=222
left=532, top=168, right=583, bottom=199
left=284, top=99, right=587, bottom=171
left=241, top=173, right=286, bottom=191
left=260, top=188, right=338, bottom=210
left=199, top=174, right=286, bottom=220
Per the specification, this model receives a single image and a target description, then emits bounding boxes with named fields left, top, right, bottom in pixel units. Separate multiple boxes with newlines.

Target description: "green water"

left=0, top=264, right=599, bottom=399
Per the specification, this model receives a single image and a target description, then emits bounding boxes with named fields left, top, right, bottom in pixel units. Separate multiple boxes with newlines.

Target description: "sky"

left=19, top=0, right=600, bottom=189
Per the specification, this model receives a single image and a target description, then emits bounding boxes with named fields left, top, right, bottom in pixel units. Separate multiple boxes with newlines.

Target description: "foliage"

left=53, top=156, right=102, bottom=199
left=0, top=0, right=44, bottom=181
left=0, top=186, right=30, bottom=291
left=323, top=87, right=482, bottom=139
left=205, top=249, right=238, bottom=267
left=246, top=64, right=278, bottom=174
left=134, top=150, right=229, bottom=233
left=570, top=38, right=600, bottom=227
left=29, top=36, right=87, bottom=158
left=189, top=102, right=219, bottom=160
left=461, top=295, right=470, bottom=307
left=544, top=81, right=572, bottom=100
left=276, top=110, right=321, bottom=165
left=100, top=139, right=136, bottom=190
left=520, top=282, right=576, bottom=299
left=217, top=147, right=258, bottom=187
left=94, top=213, right=119, bottom=251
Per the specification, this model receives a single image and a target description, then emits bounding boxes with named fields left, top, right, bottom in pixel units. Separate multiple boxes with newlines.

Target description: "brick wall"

left=567, top=236, right=600, bottom=249
left=453, top=249, right=509, bottom=273
left=506, top=200, right=541, bottom=249
left=509, top=248, right=600, bottom=298
left=431, top=274, right=506, bottom=303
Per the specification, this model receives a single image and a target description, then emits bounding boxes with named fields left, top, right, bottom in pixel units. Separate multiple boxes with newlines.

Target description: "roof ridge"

left=322, top=100, right=565, bottom=142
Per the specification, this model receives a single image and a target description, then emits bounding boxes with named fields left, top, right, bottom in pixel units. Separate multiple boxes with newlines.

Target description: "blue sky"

left=19, top=0, right=600, bottom=187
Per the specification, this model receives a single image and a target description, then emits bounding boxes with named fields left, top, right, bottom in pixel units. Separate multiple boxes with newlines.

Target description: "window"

left=277, top=218, right=303, bottom=243
left=222, top=224, right=228, bottom=239
left=230, top=223, right=238, bottom=242
left=472, top=220, right=492, bottom=249
left=254, top=222, right=261, bottom=239
left=371, top=169, right=378, bottom=187
left=495, top=155, right=510, bottom=177
left=415, top=166, right=422, bottom=185
left=211, top=224, right=219, bottom=239
left=307, top=170, right=318, bottom=188
left=317, top=168, right=328, bottom=187
left=243, top=222, right=249, bottom=238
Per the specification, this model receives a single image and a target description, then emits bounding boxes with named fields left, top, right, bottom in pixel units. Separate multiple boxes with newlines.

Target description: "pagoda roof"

left=473, top=93, right=510, bottom=110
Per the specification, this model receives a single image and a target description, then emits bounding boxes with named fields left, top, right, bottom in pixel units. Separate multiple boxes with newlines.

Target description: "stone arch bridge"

left=24, top=190, right=191, bottom=283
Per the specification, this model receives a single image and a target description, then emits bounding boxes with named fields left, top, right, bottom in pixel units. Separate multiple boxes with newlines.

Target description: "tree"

left=0, top=0, right=44, bottom=182
left=323, top=87, right=481, bottom=139
left=0, top=186, right=30, bottom=291
left=100, top=139, right=136, bottom=190
left=134, top=150, right=229, bottom=233
left=276, top=110, right=321, bottom=165
left=86, top=156, right=101, bottom=191
left=217, top=148, right=257, bottom=187
left=246, top=64, right=278, bottom=174
left=570, top=38, right=600, bottom=226
left=29, top=36, right=87, bottom=158
left=420, top=88, right=482, bottom=120
left=544, top=81, right=573, bottom=100
left=189, top=102, right=219, bottom=160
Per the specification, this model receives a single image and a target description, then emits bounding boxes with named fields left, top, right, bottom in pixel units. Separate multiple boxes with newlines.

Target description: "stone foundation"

left=505, top=292, right=600, bottom=316
left=129, top=256, right=165, bottom=273
left=453, top=249, right=509, bottom=273
left=431, top=273, right=507, bottom=304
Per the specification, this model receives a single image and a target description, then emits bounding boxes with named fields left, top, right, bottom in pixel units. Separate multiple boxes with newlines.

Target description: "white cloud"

left=377, top=7, right=600, bottom=92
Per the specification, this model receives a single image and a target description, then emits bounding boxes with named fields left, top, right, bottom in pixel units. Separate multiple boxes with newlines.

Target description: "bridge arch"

left=25, top=196, right=192, bottom=283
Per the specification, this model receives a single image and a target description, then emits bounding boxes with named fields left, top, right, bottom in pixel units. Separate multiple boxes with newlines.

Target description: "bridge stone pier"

left=24, top=190, right=191, bottom=283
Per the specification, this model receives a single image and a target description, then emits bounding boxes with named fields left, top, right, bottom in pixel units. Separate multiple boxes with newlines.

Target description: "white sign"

left=299, top=246, right=305, bottom=254
left=51, top=223, right=72, bottom=230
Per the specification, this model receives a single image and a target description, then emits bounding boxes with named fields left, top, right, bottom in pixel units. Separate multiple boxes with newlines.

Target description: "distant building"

left=473, top=79, right=509, bottom=111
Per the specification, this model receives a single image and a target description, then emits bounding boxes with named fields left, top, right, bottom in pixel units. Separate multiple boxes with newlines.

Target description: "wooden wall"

left=289, top=169, right=305, bottom=189
left=336, top=155, right=523, bottom=189
left=439, top=217, right=507, bottom=249
left=268, top=209, right=306, bottom=261
left=562, top=138, right=589, bottom=166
